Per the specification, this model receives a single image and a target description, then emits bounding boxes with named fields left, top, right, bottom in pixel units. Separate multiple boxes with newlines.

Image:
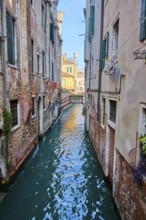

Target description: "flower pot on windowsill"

left=139, top=136, right=146, bottom=157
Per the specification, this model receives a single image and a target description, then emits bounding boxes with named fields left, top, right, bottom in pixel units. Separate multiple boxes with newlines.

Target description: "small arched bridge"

left=61, top=95, right=84, bottom=110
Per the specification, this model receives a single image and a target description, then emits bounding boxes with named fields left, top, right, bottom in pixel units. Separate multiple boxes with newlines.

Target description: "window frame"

left=112, top=18, right=119, bottom=59
left=31, top=39, right=34, bottom=74
left=37, top=53, right=40, bottom=76
left=7, top=12, right=17, bottom=66
left=10, top=99, right=20, bottom=131
left=42, top=51, right=45, bottom=77
left=102, top=97, right=106, bottom=127
left=32, top=96, right=36, bottom=118
left=43, top=95, right=46, bottom=111
left=41, top=1, right=45, bottom=29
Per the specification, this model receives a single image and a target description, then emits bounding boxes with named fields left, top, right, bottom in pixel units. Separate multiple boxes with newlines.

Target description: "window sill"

left=8, top=64, right=18, bottom=69
left=11, top=124, right=20, bottom=132
left=32, top=114, right=36, bottom=119
left=107, top=120, right=116, bottom=130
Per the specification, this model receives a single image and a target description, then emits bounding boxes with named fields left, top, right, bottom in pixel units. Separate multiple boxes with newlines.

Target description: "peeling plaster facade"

left=84, top=0, right=146, bottom=219
left=0, top=0, right=63, bottom=182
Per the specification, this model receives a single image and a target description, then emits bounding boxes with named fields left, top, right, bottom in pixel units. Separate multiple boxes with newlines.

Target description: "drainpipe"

left=1, top=0, right=6, bottom=109
left=97, top=0, right=104, bottom=121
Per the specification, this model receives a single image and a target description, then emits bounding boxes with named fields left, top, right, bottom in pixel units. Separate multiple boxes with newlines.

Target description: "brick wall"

left=114, top=151, right=146, bottom=220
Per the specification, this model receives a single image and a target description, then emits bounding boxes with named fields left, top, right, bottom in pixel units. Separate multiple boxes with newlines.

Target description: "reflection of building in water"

left=60, top=108, right=78, bottom=134
left=77, top=69, right=85, bottom=95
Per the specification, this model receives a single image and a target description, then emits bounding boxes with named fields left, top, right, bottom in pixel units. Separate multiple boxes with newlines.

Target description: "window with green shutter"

left=99, top=40, right=106, bottom=71
left=7, top=12, right=15, bottom=65
left=105, top=32, right=109, bottom=59
left=140, top=0, right=146, bottom=41
left=88, top=5, right=95, bottom=42
left=90, top=6, right=95, bottom=36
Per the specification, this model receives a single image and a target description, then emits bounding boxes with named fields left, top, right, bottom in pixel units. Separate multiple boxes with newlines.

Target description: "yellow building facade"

left=61, top=53, right=78, bottom=93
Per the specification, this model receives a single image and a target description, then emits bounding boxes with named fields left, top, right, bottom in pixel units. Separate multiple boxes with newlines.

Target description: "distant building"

left=61, top=53, right=78, bottom=94
left=77, top=69, right=85, bottom=95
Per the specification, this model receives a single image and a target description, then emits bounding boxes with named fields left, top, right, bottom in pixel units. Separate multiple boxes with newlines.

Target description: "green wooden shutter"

left=7, top=12, right=15, bottom=65
left=99, top=40, right=106, bottom=71
left=88, top=17, right=91, bottom=42
left=140, top=0, right=146, bottom=41
left=105, top=32, right=109, bottom=59
left=88, top=5, right=95, bottom=42
left=90, top=5, right=95, bottom=36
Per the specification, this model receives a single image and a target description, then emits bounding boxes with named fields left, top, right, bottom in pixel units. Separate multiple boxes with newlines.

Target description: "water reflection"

left=0, top=105, right=120, bottom=220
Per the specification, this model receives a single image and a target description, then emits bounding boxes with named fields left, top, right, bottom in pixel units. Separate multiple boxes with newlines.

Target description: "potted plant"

left=139, top=136, right=146, bottom=156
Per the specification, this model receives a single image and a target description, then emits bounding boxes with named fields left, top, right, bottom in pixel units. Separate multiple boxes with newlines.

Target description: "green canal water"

left=0, top=105, right=120, bottom=220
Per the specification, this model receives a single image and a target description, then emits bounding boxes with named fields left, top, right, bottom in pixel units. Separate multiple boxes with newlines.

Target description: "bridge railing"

left=61, top=95, right=84, bottom=110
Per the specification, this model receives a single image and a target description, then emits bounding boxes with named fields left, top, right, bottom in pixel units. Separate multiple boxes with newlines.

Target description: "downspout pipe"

left=97, top=0, right=104, bottom=121
left=1, top=0, right=6, bottom=109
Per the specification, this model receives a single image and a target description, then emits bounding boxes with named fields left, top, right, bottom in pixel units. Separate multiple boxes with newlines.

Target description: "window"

left=37, top=54, right=40, bottom=75
left=31, top=39, right=34, bottom=73
left=102, top=98, right=106, bottom=125
left=7, top=12, right=16, bottom=65
left=32, top=97, right=36, bottom=116
left=52, top=62, right=54, bottom=81
left=109, top=100, right=117, bottom=123
left=67, top=67, right=72, bottom=73
left=42, top=51, right=45, bottom=77
left=112, top=19, right=119, bottom=58
left=105, top=32, right=109, bottom=59
left=10, top=100, right=19, bottom=128
left=41, top=3, right=45, bottom=28
left=99, top=39, right=106, bottom=71
left=140, top=0, right=146, bottom=41
left=62, top=79, right=66, bottom=87
left=43, top=96, right=46, bottom=110
left=50, top=23, right=55, bottom=44
left=88, top=5, right=95, bottom=42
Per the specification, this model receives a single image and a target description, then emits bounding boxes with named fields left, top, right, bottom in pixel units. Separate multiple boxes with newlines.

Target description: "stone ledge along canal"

left=0, top=105, right=121, bottom=220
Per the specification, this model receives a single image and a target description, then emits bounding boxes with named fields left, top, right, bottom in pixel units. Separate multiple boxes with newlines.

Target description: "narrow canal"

left=0, top=105, right=120, bottom=220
